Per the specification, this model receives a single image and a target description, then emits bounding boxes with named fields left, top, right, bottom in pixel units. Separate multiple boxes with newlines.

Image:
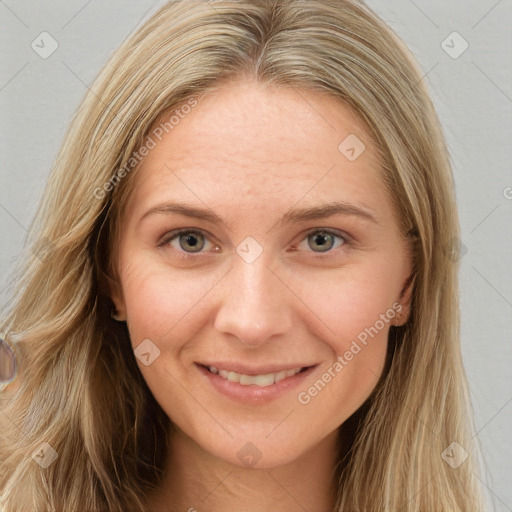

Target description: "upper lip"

left=197, top=362, right=317, bottom=375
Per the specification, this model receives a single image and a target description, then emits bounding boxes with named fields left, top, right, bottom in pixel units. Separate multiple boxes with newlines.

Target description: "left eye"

left=298, top=230, right=347, bottom=253
left=160, top=230, right=215, bottom=253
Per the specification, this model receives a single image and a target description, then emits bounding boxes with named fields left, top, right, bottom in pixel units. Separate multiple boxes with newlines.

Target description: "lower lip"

left=196, top=364, right=317, bottom=404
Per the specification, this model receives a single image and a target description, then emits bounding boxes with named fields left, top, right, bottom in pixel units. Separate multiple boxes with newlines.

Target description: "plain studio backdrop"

left=0, top=1, right=511, bottom=510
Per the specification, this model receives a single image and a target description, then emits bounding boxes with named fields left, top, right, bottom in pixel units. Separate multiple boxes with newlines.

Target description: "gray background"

left=0, top=1, right=511, bottom=510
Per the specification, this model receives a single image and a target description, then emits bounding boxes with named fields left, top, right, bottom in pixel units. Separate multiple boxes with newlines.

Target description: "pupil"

left=310, top=232, right=333, bottom=252
left=180, top=232, right=204, bottom=252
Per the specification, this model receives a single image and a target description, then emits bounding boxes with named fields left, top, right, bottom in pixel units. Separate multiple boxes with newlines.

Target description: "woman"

left=0, top=0, right=485, bottom=510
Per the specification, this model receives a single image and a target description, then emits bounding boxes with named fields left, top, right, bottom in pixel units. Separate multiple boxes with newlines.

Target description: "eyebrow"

left=138, top=201, right=380, bottom=227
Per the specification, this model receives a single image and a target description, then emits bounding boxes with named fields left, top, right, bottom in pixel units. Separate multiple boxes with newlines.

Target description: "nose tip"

left=213, top=260, right=292, bottom=347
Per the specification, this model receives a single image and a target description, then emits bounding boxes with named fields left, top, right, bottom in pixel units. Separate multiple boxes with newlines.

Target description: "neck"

left=146, top=428, right=340, bottom=512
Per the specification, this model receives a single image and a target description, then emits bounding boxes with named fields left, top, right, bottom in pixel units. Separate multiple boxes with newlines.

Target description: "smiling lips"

left=207, top=366, right=304, bottom=386
left=197, top=362, right=318, bottom=403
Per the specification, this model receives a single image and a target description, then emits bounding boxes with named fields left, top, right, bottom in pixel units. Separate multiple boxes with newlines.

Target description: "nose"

left=213, top=255, right=293, bottom=347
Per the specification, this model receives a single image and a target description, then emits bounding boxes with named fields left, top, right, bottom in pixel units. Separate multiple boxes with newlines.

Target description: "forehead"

left=125, top=79, right=388, bottom=219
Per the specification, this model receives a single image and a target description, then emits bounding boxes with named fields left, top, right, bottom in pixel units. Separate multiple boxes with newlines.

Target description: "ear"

left=394, top=273, right=415, bottom=326
left=105, top=273, right=127, bottom=321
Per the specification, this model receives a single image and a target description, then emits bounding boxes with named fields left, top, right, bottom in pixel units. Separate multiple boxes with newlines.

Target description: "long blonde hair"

left=0, top=0, right=485, bottom=510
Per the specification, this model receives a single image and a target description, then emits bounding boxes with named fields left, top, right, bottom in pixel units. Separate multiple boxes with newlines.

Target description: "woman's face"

left=111, top=79, right=413, bottom=468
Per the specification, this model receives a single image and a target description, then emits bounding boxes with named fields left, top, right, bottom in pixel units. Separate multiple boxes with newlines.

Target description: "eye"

left=298, top=229, right=348, bottom=253
left=159, top=227, right=350, bottom=259
left=159, top=229, right=216, bottom=254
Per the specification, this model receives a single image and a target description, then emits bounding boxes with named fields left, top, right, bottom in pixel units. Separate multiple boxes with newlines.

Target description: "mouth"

left=196, top=362, right=318, bottom=403
left=201, top=364, right=311, bottom=387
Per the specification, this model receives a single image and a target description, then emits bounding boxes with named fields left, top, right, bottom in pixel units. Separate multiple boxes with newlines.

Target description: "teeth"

left=208, top=366, right=302, bottom=386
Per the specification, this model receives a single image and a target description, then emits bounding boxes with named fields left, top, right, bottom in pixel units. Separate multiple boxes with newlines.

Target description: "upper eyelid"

left=302, top=228, right=351, bottom=242
left=159, top=228, right=217, bottom=246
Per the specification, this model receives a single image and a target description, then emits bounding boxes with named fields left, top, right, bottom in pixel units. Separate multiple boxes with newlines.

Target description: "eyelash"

left=158, top=228, right=352, bottom=261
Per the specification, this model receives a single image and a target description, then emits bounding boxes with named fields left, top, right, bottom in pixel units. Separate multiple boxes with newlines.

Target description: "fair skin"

left=111, top=78, right=413, bottom=512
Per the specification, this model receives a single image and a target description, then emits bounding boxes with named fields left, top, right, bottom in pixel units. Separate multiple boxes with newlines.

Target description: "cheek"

left=289, top=256, right=401, bottom=346
left=119, top=264, right=218, bottom=424
left=289, top=262, right=398, bottom=415
left=120, top=261, right=217, bottom=347
left=296, top=329, right=387, bottom=436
